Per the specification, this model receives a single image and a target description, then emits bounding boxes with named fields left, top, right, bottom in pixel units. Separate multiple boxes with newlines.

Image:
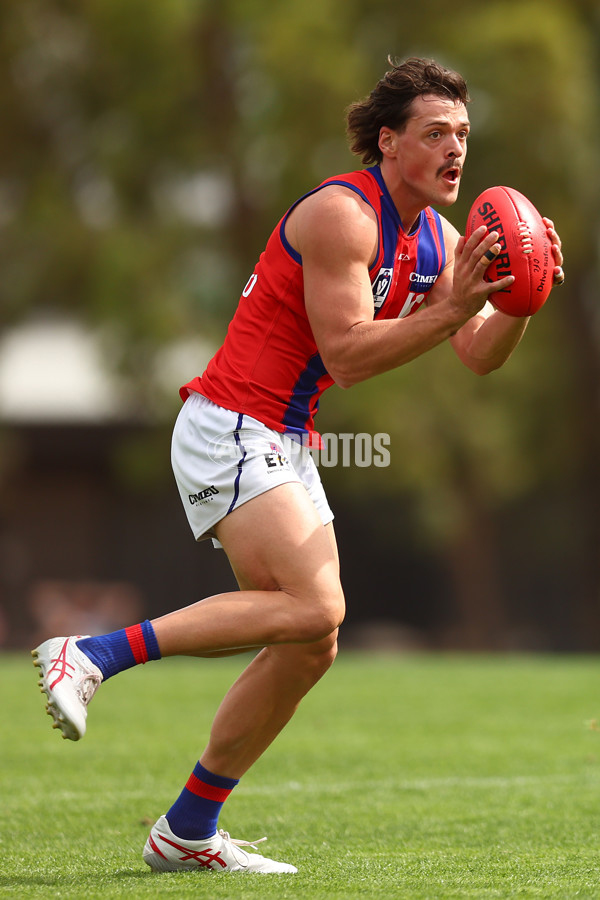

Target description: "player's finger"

left=550, top=240, right=563, bottom=267
left=553, top=267, right=565, bottom=286
left=487, top=274, right=515, bottom=294
left=546, top=225, right=561, bottom=249
left=462, top=226, right=496, bottom=252
left=462, top=224, right=488, bottom=251
left=480, top=244, right=500, bottom=266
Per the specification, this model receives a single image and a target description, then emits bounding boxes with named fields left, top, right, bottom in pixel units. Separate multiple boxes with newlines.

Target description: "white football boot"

left=32, top=636, right=103, bottom=741
left=143, top=815, right=298, bottom=874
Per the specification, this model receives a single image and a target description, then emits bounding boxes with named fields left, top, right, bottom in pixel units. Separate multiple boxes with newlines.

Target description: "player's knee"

left=318, top=632, right=339, bottom=671
left=325, top=587, right=346, bottom=633
left=291, top=630, right=339, bottom=683
left=301, top=585, right=345, bottom=643
left=306, top=635, right=339, bottom=682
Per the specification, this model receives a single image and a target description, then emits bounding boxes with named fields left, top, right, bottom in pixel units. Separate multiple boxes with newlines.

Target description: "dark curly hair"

left=346, top=57, right=470, bottom=165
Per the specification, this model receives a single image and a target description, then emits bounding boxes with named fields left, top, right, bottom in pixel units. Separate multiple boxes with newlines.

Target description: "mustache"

left=437, top=160, right=463, bottom=177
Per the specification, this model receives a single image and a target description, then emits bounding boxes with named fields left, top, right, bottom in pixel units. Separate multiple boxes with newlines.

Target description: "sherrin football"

left=465, top=186, right=553, bottom=317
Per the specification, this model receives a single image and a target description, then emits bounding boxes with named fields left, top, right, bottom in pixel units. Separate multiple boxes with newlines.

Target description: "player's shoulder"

left=434, top=211, right=460, bottom=261
left=303, top=180, right=375, bottom=217
left=288, top=181, right=378, bottom=259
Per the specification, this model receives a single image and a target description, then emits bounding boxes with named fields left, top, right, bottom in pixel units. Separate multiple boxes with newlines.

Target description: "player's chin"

left=435, top=177, right=461, bottom=205
left=435, top=188, right=460, bottom=207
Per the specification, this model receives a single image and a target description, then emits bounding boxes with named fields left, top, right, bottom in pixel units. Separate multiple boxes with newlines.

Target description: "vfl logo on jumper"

left=372, top=267, right=393, bottom=309
left=189, top=485, right=219, bottom=505
left=264, top=443, right=290, bottom=472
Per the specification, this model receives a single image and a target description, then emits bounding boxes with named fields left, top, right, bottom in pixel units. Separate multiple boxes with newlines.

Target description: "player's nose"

left=445, top=133, right=465, bottom=158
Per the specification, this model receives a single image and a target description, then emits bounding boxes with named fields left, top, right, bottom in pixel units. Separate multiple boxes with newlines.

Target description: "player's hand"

left=543, top=217, right=564, bottom=286
left=449, top=225, right=515, bottom=320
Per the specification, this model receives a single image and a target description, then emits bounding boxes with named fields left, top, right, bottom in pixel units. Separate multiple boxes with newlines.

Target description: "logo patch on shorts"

left=189, top=485, right=220, bottom=505
left=264, top=443, right=290, bottom=471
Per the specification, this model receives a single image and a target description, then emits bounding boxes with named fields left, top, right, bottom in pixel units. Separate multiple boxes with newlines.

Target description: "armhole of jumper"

left=279, top=180, right=381, bottom=271
left=427, top=207, right=447, bottom=272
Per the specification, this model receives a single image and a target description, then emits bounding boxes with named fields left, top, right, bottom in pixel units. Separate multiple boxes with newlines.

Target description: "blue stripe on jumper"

left=281, top=352, right=328, bottom=432
left=430, top=207, right=447, bottom=269
left=369, top=165, right=446, bottom=301
left=367, top=164, right=401, bottom=270
left=415, top=209, right=444, bottom=285
left=226, top=413, right=246, bottom=515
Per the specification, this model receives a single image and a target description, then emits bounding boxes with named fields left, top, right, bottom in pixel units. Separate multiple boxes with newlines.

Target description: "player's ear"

left=378, top=127, right=397, bottom=158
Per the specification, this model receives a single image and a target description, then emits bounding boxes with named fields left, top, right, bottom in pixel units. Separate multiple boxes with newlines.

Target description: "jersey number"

left=398, top=292, right=425, bottom=318
left=242, top=274, right=258, bottom=297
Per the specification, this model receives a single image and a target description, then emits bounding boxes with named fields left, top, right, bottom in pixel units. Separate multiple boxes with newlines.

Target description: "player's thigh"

left=230, top=519, right=340, bottom=592
left=197, top=522, right=340, bottom=659
left=214, top=482, right=343, bottom=608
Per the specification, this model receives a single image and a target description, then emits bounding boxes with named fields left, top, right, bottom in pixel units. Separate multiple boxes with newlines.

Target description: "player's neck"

left=378, top=161, right=425, bottom=234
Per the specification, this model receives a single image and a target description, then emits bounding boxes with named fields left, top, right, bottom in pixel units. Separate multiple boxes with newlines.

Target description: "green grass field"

left=1, top=651, right=599, bottom=898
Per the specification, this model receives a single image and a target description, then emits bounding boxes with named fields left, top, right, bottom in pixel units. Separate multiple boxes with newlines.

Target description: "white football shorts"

left=171, top=391, right=334, bottom=545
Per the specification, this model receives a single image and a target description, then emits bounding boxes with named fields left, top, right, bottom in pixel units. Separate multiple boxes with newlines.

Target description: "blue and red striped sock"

left=166, top=762, right=239, bottom=840
left=76, top=620, right=161, bottom=680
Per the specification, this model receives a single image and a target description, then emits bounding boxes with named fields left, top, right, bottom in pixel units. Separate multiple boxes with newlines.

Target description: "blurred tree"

left=443, top=1, right=600, bottom=647
left=316, top=0, right=600, bottom=646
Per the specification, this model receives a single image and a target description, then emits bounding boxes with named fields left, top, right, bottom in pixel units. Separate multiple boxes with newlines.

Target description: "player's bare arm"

left=290, top=187, right=511, bottom=387
left=430, top=216, right=564, bottom=374
left=430, top=216, right=527, bottom=374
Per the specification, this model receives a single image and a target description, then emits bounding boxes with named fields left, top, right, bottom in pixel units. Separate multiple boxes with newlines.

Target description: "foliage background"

left=0, top=0, right=599, bottom=649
